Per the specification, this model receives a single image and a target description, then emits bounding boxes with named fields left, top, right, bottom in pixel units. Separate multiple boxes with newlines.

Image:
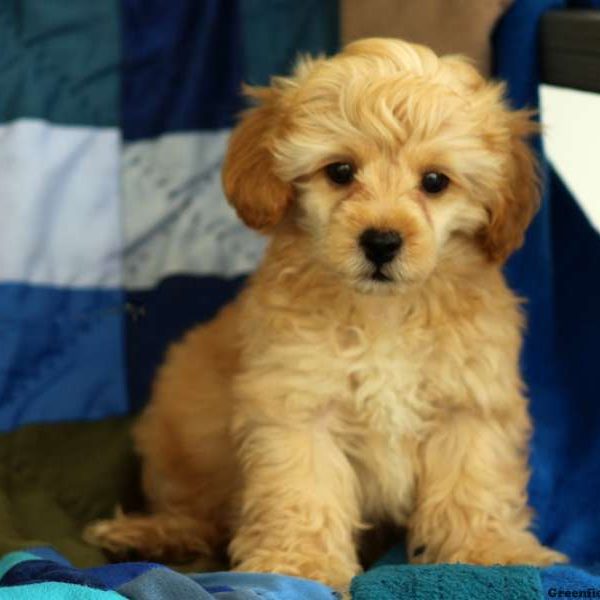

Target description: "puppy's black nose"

left=359, top=228, right=402, bottom=266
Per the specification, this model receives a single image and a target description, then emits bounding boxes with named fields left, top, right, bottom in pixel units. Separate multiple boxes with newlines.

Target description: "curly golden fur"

left=85, top=38, right=567, bottom=587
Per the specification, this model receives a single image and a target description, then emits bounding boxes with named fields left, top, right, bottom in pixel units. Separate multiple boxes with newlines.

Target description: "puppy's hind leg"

left=83, top=509, right=218, bottom=563
left=84, top=449, right=235, bottom=566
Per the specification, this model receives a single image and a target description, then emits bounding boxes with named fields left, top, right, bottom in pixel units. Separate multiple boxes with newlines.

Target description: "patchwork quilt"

left=0, top=0, right=599, bottom=598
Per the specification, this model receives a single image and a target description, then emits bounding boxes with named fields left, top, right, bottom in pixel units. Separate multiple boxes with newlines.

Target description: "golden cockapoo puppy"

left=85, top=38, right=567, bottom=587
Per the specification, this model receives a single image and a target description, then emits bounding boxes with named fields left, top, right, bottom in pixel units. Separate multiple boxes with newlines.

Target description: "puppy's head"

left=223, top=38, right=539, bottom=294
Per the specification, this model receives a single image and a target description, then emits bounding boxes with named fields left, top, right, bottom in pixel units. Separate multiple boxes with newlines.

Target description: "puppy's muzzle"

left=359, top=228, right=402, bottom=267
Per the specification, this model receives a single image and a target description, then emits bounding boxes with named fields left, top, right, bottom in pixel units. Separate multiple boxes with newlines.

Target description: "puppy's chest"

left=327, top=317, right=439, bottom=438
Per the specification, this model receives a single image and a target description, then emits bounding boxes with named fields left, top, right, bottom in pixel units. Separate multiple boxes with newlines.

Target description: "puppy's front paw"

left=415, top=531, right=568, bottom=566
left=522, top=545, right=568, bottom=567
left=234, top=551, right=360, bottom=591
left=471, top=534, right=567, bottom=566
left=456, top=542, right=568, bottom=567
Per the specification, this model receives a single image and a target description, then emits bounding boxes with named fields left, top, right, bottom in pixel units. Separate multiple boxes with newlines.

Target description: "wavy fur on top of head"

left=86, top=39, right=564, bottom=591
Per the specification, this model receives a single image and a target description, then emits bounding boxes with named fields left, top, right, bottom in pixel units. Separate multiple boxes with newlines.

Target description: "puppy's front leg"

left=408, top=411, right=567, bottom=566
left=229, top=418, right=362, bottom=588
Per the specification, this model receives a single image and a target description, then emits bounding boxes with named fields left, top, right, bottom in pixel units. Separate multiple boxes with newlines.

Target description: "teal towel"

left=351, top=564, right=542, bottom=600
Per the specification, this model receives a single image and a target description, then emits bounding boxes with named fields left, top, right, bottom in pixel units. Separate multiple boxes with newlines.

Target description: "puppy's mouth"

left=351, top=267, right=403, bottom=295
left=370, top=268, right=394, bottom=283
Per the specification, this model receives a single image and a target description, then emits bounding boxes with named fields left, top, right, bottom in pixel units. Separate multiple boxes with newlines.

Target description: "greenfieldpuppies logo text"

left=548, top=589, right=600, bottom=598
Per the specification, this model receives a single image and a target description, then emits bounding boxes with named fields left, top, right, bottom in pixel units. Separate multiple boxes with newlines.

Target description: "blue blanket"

left=0, top=549, right=336, bottom=600
left=1, top=0, right=599, bottom=598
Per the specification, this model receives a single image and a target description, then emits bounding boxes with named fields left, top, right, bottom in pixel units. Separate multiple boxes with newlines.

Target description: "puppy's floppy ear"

left=222, top=86, right=293, bottom=230
left=480, top=111, right=541, bottom=263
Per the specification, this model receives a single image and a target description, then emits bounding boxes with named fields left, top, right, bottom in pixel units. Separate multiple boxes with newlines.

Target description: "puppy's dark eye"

left=325, top=162, right=355, bottom=186
left=421, top=171, right=450, bottom=195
